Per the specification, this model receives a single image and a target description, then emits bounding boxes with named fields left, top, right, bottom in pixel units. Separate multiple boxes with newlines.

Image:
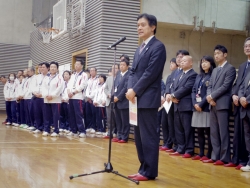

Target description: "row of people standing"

left=1, top=55, right=132, bottom=143
left=160, top=38, right=250, bottom=172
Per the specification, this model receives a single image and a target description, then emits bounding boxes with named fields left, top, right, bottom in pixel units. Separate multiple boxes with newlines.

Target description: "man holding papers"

left=126, top=13, right=166, bottom=181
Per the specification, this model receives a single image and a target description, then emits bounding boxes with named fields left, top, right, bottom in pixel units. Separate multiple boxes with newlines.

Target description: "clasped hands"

left=206, top=95, right=216, bottom=106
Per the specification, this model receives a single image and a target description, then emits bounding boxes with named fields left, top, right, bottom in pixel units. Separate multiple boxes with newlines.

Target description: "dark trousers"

left=243, top=115, right=250, bottom=166
left=174, top=110, right=194, bottom=154
left=106, top=102, right=117, bottom=135
left=82, top=100, right=87, bottom=128
left=210, top=107, right=231, bottom=163
left=68, top=99, right=85, bottom=134
left=20, top=100, right=26, bottom=124
left=30, top=98, right=36, bottom=127
left=85, top=101, right=96, bottom=130
left=168, top=104, right=178, bottom=151
left=96, top=107, right=106, bottom=132
left=134, top=108, right=159, bottom=179
left=115, top=108, right=130, bottom=141
left=6, top=101, right=17, bottom=124
left=197, top=128, right=212, bottom=158
left=33, top=98, right=44, bottom=131
left=161, top=109, right=173, bottom=148
left=16, top=102, right=21, bottom=124
left=60, top=102, right=69, bottom=130
left=232, top=106, right=248, bottom=165
left=44, top=103, right=60, bottom=134
left=24, top=99, right=32, bottom=126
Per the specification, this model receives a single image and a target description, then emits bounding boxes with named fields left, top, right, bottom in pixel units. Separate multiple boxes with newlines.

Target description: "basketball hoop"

left=39, top=28, right=60, bottom=43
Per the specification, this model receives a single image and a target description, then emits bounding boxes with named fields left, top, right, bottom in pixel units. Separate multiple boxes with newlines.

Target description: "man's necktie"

left=139, top=43, right=145, bottom=54
left=243, top=61, right=250, bottom=77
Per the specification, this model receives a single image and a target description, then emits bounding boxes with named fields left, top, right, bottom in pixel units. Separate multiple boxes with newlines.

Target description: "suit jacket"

left=173, top=69, right=197, bottom=112
left=207, top=62, right=236, bottom=110
left=238, top=73, right=250, bottom=118
left=114, top=71, right=129, bottom=109
left=191, top=74, right=211, bottom=112
left=127, top=36, right=167, bottom=108
left=165, top=69, right=182, bottom=95
left=161, top=80, right=166, bottom=96
left=232, top=61, right=249, bottom=115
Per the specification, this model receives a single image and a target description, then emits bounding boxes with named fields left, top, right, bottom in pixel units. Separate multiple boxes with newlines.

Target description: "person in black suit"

left=169, top=55, right=197, bottom=158
left=204, top=45, right=236, bottom=165
left=164, top=50, right=190, bottom=153
left=126, top=13, right=166, bottom=181
left=191, top=56, right=216, bottom=161
left=160, top=58, right=177, bottom=151
left=113, top=59, right=130, bottom=143
left=238, top=37, right=250, bottom=172
left=226, top=37, right=250, bottom=168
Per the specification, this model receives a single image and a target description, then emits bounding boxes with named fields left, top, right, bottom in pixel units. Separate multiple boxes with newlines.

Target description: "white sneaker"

left=96, top=132, right=102, bottom=135
left=6, top=122, right=11, bottom=125
left=27, top=126, right=35, bottom=130
left=86, top=128, right=91, bottom=133
left=241, top=165, right=250, bottom=172
left=15, top=123, right=20, bottom=127
left=103, top=132, right=108, bottom=136
left=113, top=133, right=117, bottom=138
left=51, top=132, right=59, bottom=137
left=90, top=129, right=96, bottom=134
left=79, top=133, right=86, bottom=138
left=42, top=132, right=49, bottom=136
left=33, top=129, right=41, bottom=134
left=59, top=129, right=63, bottom=132
left=22, top=125, right=28, bottom=129
left=66, top=132, right=78, bottom=137
left=64, top=129, right=70, bottom=134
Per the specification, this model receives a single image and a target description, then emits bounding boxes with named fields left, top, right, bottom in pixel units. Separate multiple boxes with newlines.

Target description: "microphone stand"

left=69, top=46, right=139, bottom=185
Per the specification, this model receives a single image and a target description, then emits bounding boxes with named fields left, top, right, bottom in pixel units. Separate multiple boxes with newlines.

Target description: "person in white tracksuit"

left=42, top=62, right=63, bottom=137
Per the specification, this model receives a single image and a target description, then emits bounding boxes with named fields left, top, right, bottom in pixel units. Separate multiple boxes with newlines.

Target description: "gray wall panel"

left=0, top=43, right=30, bottom=110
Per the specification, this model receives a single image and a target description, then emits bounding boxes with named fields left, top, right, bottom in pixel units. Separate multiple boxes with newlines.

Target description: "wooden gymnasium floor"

left=0, top=114, right=250, bottom=188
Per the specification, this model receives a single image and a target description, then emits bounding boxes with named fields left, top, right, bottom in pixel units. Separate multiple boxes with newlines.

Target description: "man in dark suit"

left=113, top=59, right=130, bottom=143
left=169, top=55, right=197, bottom=158
left=227, top=37, right=250, bottom=168
left=126, top=13, right=166, bottom=181
left=164, top=50, right=190, bottom=153
left=238, top=37, right=250, bottom=172
left=205, top=45, right=236, bottom=165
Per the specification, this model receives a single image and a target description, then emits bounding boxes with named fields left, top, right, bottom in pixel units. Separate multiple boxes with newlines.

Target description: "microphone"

left=107, top=36, right=126, bottom=49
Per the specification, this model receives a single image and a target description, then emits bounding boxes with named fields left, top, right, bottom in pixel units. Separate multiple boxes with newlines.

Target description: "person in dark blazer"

left=238, top=37, right=250, bottom=172
left=164, top=50, right=190, bottom=153
left=160, top=58, right=177, bottom=151
left=204, top=45, right=236, bottom=165
left=126, top=13, right=166, bottom=181
left=169, top=55, right=197, bottom=158
left=227, top=37, right=250, bottom=168
left=113, top=59, right=130, bottom=143
left=191, top=56, right=216, bottom=161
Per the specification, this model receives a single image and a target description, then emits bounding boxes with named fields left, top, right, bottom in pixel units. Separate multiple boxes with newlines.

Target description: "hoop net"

left=39, top=28, right=60, bottom=43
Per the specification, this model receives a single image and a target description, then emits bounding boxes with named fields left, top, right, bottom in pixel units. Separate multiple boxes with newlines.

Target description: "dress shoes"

left=192, top=155, right=201, bottom=160
left=224, top=162, right=236, bottom=167
left=128, top=173, right=139, bottom=178
left=235, top=164, right=244, bottom=170
left=203, top=159, right=214, bottom=163
left=118, top=140, right=127, bottom=143
left=182, top=153, right=192, bottom=158
left=112, top=138, right=119, bottom=142
left=240, top=165, right=250, bottom=172
left=169, top=152, right=181, bottom=156
left=132, top=174, right=149, bottom=181
left=165, top=149, right=175, bottom=153
left=160, top=146, right=169, bottom=151
left=213, top=160, right=224, bottom=165
left=200, top=156, right=209, bottom=161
